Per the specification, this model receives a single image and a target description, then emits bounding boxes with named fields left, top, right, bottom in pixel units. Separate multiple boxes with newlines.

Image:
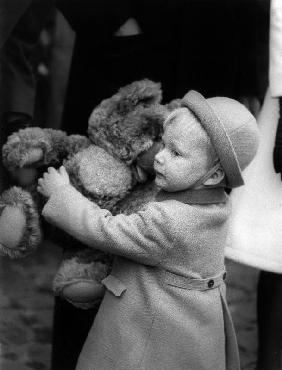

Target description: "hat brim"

left=181, top=90, right=244, bottom=188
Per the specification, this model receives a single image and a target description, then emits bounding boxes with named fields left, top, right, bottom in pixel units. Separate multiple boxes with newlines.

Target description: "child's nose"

left=154, top=151, right=164, bottom=165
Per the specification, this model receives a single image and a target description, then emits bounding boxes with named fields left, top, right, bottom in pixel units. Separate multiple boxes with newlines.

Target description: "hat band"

left=181, top=91, right=244, bottom=188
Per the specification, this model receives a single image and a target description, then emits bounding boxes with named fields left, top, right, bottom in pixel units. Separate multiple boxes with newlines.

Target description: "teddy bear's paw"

left=61, top=281, right=105, bottom=309
left=0, top=187, right=42, bottom=258
left=53, top=255, right=110, bottom=309
left=2, top=127, right=68, bottom=171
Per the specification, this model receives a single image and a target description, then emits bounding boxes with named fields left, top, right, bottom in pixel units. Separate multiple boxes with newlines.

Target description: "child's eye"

left=171, top=149, right=181, bottom=157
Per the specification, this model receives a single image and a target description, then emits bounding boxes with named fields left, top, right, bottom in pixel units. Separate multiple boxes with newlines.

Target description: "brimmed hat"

left=181, top=91, right=259, bottom=188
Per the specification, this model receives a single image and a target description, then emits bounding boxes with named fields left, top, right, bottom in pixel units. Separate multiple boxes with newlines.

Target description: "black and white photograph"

left=0, top=1, right=280, bottom=369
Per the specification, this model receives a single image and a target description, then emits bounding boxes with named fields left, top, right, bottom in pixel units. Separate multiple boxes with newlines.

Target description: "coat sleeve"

left=42, top=184, right=176, bottom=265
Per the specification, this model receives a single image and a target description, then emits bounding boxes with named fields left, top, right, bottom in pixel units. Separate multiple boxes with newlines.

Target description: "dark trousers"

left=51, top=297, right=100, bottom=370
left=257, top=271, right=282, bottom=370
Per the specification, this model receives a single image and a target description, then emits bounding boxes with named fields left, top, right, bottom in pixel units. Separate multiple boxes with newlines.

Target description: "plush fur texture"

left=64, top=135, right=91, bottom=158
left=0, top=187, right=42, bottom=258
left=1, top=79, right=169, bottom=307
left=88, top=80, right=166, bottom=164
left=64, top=145, right=134, bottom=208
left=3, top=128, right=69, bottom=170
left=53, top=249, right=112, bottom=309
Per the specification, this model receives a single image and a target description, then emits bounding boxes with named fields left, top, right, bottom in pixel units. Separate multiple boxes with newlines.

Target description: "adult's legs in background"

left=51, top=297, right=100, bottom=370
left=257, top=271, right=282, bottom=370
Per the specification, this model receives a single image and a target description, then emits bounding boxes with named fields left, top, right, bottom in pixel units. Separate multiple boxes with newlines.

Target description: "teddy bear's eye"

left=140, top=96, right=155, bottom=106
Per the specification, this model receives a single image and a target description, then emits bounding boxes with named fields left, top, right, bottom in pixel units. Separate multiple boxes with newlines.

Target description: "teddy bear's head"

left=88, top=79, right=167, bottom=165
left=64, top=80, right=169, bottom=210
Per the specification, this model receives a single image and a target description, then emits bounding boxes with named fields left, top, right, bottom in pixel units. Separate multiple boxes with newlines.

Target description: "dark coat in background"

left=1, top=0, right=268, bottom=134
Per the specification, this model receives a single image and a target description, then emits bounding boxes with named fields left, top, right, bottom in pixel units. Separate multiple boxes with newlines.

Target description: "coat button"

left=208, top=279, right=214, bottom=288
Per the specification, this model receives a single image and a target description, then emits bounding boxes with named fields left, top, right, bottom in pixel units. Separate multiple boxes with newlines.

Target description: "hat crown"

left=207, top=97, right=259, bottom=173
left=181, top=91, right=259, bottom=188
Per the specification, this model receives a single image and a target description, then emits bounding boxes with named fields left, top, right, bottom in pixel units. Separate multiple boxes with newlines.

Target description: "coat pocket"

left=101, top=274, right=127, bottom=297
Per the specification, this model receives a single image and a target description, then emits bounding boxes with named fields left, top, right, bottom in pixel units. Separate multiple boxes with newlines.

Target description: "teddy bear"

left=0, top=79, right=170, bottom=308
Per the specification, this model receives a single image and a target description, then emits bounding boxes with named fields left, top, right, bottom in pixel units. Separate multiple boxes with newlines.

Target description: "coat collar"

left=155, top=187, right=228, bottom=205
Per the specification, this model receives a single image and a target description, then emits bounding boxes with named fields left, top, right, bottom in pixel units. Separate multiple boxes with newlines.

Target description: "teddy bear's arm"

left=2, top=127, right=92, bottom=171
left=2, top=127, right=70, bottom=171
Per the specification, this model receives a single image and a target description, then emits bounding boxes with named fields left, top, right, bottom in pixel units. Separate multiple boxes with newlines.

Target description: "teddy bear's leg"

left=0, top=186, right=42, bottom=258
left=0, top=204, right=26, bottom=252
left=53, top=248, right=112, bottom=309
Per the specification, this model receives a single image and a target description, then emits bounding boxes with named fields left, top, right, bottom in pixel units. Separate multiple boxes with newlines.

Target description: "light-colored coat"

left=42, top=186, right=240, bottom=370
left=269, top=0, right=282, bottom=97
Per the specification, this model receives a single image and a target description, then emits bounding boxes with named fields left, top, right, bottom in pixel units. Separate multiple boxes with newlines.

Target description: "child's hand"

left=37, top=166, right=70, bottom=198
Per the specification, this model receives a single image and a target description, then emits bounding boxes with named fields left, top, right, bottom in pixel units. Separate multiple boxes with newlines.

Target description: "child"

left=37, top=90, right=259, bottom=370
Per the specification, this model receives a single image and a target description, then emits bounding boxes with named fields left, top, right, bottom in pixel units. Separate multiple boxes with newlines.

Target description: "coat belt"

left=159, top=269, right=227, bottom=291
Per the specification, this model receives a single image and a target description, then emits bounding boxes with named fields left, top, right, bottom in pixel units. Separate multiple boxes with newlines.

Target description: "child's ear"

left=203, top=167, right=225, bottom=186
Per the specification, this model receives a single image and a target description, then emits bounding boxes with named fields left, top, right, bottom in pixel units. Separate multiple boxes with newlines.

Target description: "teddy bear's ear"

left=114, top=79, right=163, bottom=114
left=166, top=98, right=183, bottom=111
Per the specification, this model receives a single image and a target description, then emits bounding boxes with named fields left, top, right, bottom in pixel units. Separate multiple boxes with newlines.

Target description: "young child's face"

left=154, top=110, right=213, bottom=192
